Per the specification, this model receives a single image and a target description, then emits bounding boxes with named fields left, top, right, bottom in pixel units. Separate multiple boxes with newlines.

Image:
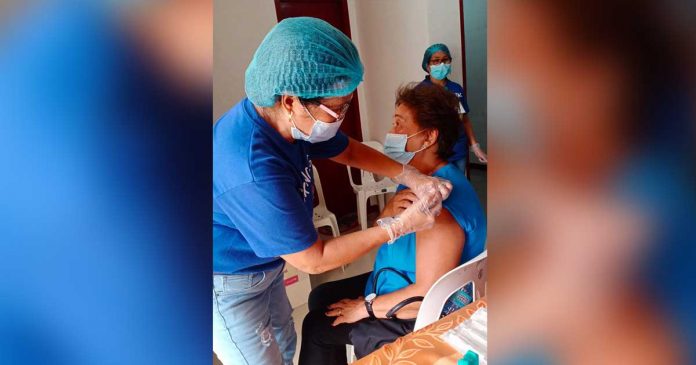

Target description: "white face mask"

left=383, top=129, right=429, bottom=164
left=290, top=102, right=347, bottom=143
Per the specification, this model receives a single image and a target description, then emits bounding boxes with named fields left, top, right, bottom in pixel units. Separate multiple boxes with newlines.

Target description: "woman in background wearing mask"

left=213, top=18, right=452, bottom=365
left=420, top=43, right=487, bottom=171
left=298, top=83, right=486, bottom=364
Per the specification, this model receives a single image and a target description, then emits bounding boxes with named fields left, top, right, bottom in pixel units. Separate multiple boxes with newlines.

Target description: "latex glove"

left=471, top=143, right=488, bottom=164
left=393, top=165, right=452, bottom=215
left=376, top=196, right=440, bottom=243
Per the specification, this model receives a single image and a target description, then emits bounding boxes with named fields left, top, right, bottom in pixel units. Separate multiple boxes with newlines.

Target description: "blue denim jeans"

left=213, top=264, right=296, bottom=365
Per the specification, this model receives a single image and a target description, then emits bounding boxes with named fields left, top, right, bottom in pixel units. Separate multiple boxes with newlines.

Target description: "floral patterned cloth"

left=354, top=298, right=487, bottom=365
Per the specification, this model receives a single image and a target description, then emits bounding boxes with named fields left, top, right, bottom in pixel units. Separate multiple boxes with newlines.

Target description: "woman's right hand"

left=380, top=189, right=418, bottom=218
left=376, top=196, right=440, bottom=243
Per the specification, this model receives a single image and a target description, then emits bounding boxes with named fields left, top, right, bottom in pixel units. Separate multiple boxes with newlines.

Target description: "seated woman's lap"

left=299, top=272, right=372, bottom=365
left=307, top=272, right=371, bottom=311
left=300, top=271, right=417, bottom=363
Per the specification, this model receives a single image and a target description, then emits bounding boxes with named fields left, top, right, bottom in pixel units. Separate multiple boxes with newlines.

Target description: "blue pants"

left=213, top=264, right=296, bottom=365
left=454, top=158, right=468, bottom=176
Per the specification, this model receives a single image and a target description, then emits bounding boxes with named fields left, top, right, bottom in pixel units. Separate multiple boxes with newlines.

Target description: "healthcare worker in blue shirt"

left=420, top=43, right=487, bottom=171
left=213, top=17, right=452, bottom=365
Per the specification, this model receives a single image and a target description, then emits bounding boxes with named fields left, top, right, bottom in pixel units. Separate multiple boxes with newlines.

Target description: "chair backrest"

left=413, top=250, right=487, bottom=331
left=312, top=165, right=328, bottom=209
left=345, top=141, right=386, bottom=188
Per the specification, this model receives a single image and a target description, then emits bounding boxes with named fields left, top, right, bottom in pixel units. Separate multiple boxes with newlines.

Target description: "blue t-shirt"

left=364, top=163, right=486, bottom=296
left=213, top=98, right=349, bottom=274
left=421, top=76, right=470, bottom=162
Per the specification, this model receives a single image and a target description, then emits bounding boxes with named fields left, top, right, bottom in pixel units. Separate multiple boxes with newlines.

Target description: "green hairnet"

left=422, top=43, right=452, bottom=72
left=245, top=17, right=364, bottom=107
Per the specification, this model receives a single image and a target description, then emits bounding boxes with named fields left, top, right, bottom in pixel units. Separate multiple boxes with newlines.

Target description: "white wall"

left=348, top=0, right=464, bottom=142
left=213, top=0, right=276, bottom=121
left=348, top=0, right=429, bottom=142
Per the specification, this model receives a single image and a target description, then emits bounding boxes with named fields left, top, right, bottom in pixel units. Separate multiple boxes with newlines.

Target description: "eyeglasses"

left=429, top=58, right=452, bottom=66
left=302, top=100, right=351, bottom=124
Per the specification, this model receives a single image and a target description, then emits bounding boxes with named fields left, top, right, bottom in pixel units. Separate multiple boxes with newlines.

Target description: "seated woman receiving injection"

left=299, top=83, right=487, bottom=364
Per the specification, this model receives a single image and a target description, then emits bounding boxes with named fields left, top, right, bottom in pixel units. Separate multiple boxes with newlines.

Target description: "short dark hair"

left=395, top=83, right=462, bottom=160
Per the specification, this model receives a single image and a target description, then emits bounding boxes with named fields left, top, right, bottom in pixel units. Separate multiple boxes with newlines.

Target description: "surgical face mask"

left=430, top=63, right=451, bottom=80
left=383, top=130, right=429, bottom=164
left=290, top=102, right=347, bottom=143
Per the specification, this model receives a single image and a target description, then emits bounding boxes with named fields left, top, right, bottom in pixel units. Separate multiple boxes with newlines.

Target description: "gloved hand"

left=376, top=197, right=440, bottom=243
left=393, top=165, right=452, bottom=215
left=471, top=142, right=488, bottom=164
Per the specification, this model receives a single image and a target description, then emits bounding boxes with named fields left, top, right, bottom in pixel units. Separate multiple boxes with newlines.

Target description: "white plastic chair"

left=414, top=250, right=487, bottom=331
left=346, top=345, right=357, bottom=363
left=312, top=165, right=340, bottom=238
left=346, top=141, right=398, bottom=230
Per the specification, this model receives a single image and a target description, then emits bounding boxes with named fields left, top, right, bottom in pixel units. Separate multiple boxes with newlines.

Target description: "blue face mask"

left=290, top=102, right=346, bottom=143
left=383, top=130, right=428, bottom=164
left=430, top=63, right=451, bottom=80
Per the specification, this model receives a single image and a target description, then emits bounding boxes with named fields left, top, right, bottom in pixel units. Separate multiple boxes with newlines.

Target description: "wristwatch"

left=364, top=293, right=377, bottom=320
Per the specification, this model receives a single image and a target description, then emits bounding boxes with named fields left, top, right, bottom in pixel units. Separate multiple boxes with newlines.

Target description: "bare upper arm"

left=281, top=237, right=324, bottom=274
left=414, top=208, right=465, bottom=290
